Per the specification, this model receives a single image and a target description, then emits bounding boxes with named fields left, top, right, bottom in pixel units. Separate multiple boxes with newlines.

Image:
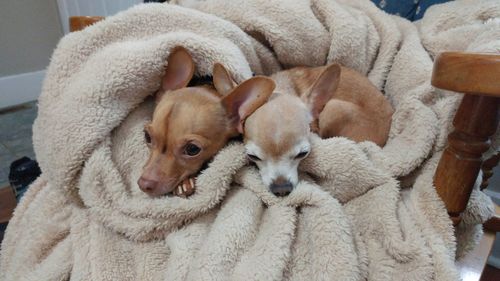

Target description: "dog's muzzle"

left=270, top=177, right=293, bottom=197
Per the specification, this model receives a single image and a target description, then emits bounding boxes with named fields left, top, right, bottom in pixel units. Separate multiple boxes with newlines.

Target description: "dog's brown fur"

left=273, top=64, right=394, bottom=146
left=138, top=47, right=275, bottom=197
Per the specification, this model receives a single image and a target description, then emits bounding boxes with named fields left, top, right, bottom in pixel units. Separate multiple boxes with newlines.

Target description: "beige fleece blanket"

left=1, top=0, right=499, bottom=280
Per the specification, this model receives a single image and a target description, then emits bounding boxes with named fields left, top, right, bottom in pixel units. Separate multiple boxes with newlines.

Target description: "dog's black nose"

left=270, top=178, right=293, bottom=197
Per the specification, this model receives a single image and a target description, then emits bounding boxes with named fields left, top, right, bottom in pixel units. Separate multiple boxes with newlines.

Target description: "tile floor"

left=0, top=101, right=37, bottom=188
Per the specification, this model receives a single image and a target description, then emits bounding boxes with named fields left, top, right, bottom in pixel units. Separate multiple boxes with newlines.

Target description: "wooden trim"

left=0, top=187, right=16, bottom=224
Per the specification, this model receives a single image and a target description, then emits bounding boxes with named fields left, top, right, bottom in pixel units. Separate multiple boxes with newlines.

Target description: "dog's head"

left=138, top=47, right=275, bottom=196
left=243, top=65, right=341, bottom=196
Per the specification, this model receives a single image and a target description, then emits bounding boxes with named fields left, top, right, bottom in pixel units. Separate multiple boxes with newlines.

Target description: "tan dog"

left=240, top=64, right=394, bottom=196
left=138, top=47, right=275, bottom=197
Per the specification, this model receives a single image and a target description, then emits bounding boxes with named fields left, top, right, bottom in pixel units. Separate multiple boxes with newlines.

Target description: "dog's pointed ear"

left=302, top=64, right=341, bottom=120
left=157, top=46, right=195, bottom=103
left=213, top=63, right=236, bottom=96
left=221, top=76, right=275, bottom=134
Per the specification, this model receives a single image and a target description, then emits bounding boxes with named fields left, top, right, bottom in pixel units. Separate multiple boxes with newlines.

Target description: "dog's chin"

left=146, top=186, right=176, bottom=197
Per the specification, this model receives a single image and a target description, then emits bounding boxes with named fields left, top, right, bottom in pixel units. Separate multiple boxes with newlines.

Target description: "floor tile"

left=0, top=170, right=8, bottom=188
left=0, top=101, right=38, bottom=187
left=4, top=137, right=34, bottom=155
left=0, top=104, right=36, bottom=141
left=13, top=148, right=36, bottom=160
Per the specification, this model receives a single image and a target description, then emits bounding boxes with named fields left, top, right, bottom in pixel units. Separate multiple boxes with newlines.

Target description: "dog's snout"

left=270, top=177, right=293, bottom=197
left=138, top=177, right=159, bottom=194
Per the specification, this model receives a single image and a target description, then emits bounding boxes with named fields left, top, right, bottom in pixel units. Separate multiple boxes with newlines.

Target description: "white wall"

left=0, top=0, right=62, bottom=77
left=0, top=0, right=142, bottom=109
left=0, top=0, right=63, bottom=109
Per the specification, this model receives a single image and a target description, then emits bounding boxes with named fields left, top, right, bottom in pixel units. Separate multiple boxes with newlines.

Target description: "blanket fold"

left=1, top=0, right=498, bottom=280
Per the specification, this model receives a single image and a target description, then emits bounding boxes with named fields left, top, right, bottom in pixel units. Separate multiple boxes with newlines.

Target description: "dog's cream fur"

left=244, top=64, right=393, bottom=194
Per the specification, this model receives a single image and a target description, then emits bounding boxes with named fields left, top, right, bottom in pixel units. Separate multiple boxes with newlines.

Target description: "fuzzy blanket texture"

left=1, top=0, right=499, bottom=280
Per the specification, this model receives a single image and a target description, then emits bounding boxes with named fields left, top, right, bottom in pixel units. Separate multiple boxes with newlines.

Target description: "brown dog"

left=138, top=47, right=275, bottom=197
left=240, top=64, right=394, bottom=196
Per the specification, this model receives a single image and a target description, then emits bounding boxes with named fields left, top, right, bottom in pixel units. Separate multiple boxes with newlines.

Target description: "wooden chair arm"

left=69, top=16, right=104, bottom=32
left=432, top=52, right=500, bottom=97
left=432, top=52, right=500, bottom=225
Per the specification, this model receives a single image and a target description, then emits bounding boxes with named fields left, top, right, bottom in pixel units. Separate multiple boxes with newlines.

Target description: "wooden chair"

left=432, top=52, right=500, bottom=280
left=66, top=16, right=500, bottom=280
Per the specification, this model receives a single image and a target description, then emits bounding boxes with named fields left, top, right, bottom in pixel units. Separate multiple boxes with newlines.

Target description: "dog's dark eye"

left=247, top=154, right=261, bottom=162
left=144, top=130, right=151, bottom=144
left=184, top=143, right=201, bottom=156
left=295, top=151, right=309, bottom=159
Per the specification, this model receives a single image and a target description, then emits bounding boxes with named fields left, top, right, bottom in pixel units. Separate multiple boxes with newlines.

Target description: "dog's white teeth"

left=189, top=178, right=195, bottom=188
left=182, top=182, right=188, bottom=192
left=177, top=185, right=183, bottom=194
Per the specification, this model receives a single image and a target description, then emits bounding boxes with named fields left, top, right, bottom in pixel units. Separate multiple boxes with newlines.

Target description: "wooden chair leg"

left=433, top=95, right=499, bottom=224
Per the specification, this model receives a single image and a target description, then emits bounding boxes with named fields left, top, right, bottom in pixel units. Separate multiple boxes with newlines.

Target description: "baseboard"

left=0, top=70, right=45, bottom=109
